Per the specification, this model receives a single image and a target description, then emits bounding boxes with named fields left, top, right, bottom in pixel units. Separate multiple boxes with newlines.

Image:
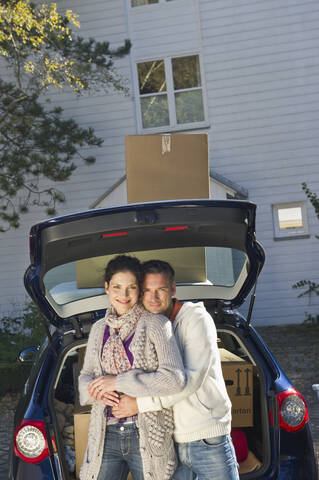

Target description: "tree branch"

left=0, top=94, right=29, bottom=126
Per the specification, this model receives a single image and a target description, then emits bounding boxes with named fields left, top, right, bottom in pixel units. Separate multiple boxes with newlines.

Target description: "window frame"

left=134, top=53, right=208, bottom=133
left=130, top=0, right=172, bottom=7
left=272, top=201, right=309, bottom=240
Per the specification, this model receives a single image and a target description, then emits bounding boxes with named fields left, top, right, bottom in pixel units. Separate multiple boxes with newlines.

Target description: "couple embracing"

left=78, top=255, right=239, bottom=480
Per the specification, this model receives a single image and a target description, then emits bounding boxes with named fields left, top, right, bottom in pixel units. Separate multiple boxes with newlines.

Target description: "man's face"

left=142, top=273, right=176, bottom=317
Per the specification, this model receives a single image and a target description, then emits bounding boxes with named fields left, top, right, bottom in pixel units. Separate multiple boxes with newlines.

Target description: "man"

left=112, top=260, right=239, bottom=480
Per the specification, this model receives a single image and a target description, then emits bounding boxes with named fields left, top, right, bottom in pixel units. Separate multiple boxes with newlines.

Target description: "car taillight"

left=165, top=226, right=189, bottom=231
left=102, top=231, right=128, bottom=238
left=14, top=420, right=50, bottom=463
left=277, top=388, right=308, bottom=432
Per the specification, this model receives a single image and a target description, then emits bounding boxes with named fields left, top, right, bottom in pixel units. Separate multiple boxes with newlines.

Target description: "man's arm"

left=114, top=315, right=185, bottom=397
left=137, top=305, right=218, bottom=412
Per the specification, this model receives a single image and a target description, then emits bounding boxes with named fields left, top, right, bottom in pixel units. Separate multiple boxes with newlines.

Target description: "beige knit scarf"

left=101, top=303, right=144, bottom=374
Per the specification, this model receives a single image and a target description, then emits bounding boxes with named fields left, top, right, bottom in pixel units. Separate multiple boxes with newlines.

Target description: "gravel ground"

left=0, top=325, right=318, bottom=479
left=0, top=392, right=20, bottom=480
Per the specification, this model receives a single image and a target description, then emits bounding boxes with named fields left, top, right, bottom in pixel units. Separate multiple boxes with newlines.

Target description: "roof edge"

left=90, top=174, right=126, bottom=209
left=210, top=169, right=248, bottom=199
left=91, top=170, right=248, bottom=209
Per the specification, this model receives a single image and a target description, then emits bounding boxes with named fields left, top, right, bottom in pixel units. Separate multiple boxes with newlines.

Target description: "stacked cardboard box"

left=219, top=348, right=254, bottom=427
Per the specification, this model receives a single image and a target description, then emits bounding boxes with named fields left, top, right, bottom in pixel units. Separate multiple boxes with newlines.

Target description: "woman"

left=78, top=255, right=185, bottom=480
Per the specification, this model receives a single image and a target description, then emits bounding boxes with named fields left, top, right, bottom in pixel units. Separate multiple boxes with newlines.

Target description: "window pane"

left=278, top=207, right=303, bottom=229
left=141, top=94, right=169, bottom=128
left=138, top=60, right=166, bottom=94
left=175, top=90, right=204, bottom=124
left=43, top=262, right=105, bottom=305
left=132, top=0, right=158, bottom=6
left=172, top=55, right=201, bottom=90
left=206, top=247, right=247, bottom=287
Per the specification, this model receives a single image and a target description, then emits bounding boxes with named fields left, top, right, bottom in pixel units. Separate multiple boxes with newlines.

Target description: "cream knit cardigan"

left=78, top=308, right=185, bottom=480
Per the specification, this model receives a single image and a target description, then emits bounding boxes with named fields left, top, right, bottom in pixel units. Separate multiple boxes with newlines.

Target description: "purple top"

left=102, top=325, right=135, bottom=366
left=102, top=325, right=136, bottom=424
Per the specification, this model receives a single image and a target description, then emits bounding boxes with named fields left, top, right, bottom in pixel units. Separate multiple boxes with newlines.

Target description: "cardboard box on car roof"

left=126, top=133, right=209, bottom=284
left=125, top=134, right=210, bottom=203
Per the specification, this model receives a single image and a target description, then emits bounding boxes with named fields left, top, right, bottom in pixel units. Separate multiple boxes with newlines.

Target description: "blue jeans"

left=172, top=434, right=239, bottom=480
left=97, top=423, right=144, bottom=480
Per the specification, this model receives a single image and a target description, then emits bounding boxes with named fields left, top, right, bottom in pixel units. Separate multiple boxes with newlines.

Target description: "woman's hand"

left=88, top=375, right=117, bottom=400
left=102, top=391, right=120, bottom=407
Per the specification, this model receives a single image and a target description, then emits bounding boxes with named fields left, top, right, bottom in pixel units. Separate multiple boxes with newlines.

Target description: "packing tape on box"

left=162, top=134, right=171, bottom=155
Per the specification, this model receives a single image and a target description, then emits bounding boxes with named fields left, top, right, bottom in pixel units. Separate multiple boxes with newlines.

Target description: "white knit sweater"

left=78, top=308, right=185, bottom=480
left=137, top=302, right=232, bottom=443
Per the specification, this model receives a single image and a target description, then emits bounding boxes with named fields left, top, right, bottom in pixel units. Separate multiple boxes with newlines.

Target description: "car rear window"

left=43, top=246, right=247, bottom=306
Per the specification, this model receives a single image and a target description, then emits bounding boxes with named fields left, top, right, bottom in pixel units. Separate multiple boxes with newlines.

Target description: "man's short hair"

left=142, top=260, right=175, bottom=285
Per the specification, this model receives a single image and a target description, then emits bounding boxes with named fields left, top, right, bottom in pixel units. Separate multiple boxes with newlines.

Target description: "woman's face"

left=105, top=270, right=139, bottom=316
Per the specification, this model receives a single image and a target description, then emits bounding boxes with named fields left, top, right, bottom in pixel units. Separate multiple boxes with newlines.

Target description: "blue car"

left=9, top=199, right=318, bottom=479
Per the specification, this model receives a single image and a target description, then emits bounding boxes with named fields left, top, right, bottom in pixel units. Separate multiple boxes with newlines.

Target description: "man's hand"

left=88, top=375, right=117, bottom=400
left=112, top=395, right=139, bottom=418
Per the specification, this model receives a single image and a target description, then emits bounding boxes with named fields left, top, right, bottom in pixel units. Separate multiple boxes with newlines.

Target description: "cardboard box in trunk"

left=74, top=411, right=91, bottom=479
left=126, top=134, right=210, bottom=203
left=74, top=411, right=133, bottom=480
left=219, top=349, right=253, bottom=427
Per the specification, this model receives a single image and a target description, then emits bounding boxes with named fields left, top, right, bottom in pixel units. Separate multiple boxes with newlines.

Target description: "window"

left=136, top=55, right=206, bottom=130
left=131, top=0, right=173, bottom=6
left=43, top=246, right=248, bottom=306
left=272, top=202, right=309, bottom=239
left=132, top=0, right=158, bottom=5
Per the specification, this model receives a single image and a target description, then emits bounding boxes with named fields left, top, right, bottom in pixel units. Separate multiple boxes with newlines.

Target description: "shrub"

left=0, top=302, right=46, bottom=369
left=0, top=363, right=32, bottom=397
left=0, top=301, right=46, bottom=339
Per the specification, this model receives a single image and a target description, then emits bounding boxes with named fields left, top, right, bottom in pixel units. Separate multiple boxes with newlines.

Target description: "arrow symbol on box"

left=235, top=368, right=242, bottom=396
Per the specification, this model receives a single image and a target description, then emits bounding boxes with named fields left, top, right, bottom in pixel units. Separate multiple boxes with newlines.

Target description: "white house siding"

left=128, top=0, right=200, bottom=58
left=1, top=0, right=319, bottom=325
left=199, top=0, right=319, bottom=324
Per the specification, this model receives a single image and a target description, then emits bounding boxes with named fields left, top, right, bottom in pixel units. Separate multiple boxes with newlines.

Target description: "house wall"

left=198, top=0, right=319, bottom=324
left=1, top=0, right=319, bottom=325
